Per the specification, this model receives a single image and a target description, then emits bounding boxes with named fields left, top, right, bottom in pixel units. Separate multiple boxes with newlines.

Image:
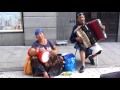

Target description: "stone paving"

left=0, top=67, right=120, bottom=78
left=0, top=42, right=120, bottom=78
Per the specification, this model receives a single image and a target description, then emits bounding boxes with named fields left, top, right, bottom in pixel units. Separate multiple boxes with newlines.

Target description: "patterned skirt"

left=31, top=55, right=63, bottom=77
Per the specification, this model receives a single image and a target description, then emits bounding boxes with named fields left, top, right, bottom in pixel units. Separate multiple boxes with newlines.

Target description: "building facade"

left=0, top=12, right=120, bottom=46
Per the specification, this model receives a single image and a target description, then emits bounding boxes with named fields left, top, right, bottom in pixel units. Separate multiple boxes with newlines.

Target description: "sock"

left=82, top=63, right=85, bottom=67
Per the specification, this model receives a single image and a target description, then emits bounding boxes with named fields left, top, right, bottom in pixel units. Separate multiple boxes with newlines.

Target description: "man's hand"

left=76, top=37, right=83, bottom=43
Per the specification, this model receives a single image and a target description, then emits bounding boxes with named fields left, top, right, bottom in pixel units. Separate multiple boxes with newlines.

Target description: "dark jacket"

left=70, top=24, right=78, bottom=43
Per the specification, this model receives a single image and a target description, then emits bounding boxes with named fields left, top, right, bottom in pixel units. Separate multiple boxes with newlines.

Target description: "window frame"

left=0, top=12, right=24, bottom=33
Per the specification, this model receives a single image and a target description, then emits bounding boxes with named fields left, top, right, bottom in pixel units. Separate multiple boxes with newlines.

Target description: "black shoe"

left=79, top=66, right=85, bottom=73
left=89, top=56, right=95, bottom=65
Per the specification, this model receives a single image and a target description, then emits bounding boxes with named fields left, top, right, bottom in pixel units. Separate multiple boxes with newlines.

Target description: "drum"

left=36, top=50, right=50, bottom=63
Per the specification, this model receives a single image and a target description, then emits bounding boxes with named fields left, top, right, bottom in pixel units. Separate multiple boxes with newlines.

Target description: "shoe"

left=79, top=66, right=85, bottom=73
left=89, top=56, right=95, bottom=65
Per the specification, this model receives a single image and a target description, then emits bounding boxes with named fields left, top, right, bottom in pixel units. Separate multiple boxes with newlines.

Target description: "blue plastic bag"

left=63, top=53, right=76, bottom=72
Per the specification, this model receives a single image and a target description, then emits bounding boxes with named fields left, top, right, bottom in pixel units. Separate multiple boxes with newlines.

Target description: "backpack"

left=24, top=57, right=32, bottom=75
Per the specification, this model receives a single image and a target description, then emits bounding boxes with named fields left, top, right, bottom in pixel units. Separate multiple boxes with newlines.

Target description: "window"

left=0, top=12, right=23, bottom=32
left=91, top=12, right=97, bottom=19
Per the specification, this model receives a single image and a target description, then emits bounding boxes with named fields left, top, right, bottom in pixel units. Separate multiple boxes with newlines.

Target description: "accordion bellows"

left=76, top=28, right=91, bottom=48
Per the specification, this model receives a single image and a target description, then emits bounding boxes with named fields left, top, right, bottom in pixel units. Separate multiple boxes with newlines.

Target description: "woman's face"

left=77, top=15, right=85, bottom=24
left=36, top=32, right=44, bottom=40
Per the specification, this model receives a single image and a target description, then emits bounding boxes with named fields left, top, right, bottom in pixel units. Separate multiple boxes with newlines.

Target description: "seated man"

left=28, top=29, right=63, bottom=78
left=70, top=13, right=103, bottom=73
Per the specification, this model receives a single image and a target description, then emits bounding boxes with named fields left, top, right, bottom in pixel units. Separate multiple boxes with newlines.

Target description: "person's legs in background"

left=88, top=50, right=102, bottom=65
left=74, top=43, right=102, bottom=73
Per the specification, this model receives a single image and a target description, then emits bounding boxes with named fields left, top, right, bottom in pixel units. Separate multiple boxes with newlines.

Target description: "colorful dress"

left=30, top=40, right=63, bottom=77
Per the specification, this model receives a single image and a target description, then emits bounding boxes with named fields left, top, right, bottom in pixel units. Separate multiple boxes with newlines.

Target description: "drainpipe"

left=117, top=12, right=120, bottom=42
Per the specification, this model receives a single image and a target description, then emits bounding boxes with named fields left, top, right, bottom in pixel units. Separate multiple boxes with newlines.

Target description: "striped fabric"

left=75, top=28, right=92, bottom=48
left=31, top=55, right=63, bottom=77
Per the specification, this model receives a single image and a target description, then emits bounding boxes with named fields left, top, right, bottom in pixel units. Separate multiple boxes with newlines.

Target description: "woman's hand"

left=28, top=48, right=37, bottom=56
left=49, top=45, right=58, bottom=57
left=35, top=47, right=40, bottom=52
left=49, top=50, right=57, bottom=57
left=28, top=47, right=41, bottom=56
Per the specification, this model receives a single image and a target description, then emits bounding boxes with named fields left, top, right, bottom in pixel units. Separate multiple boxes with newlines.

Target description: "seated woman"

left=28, top=29, right=63, bottom=78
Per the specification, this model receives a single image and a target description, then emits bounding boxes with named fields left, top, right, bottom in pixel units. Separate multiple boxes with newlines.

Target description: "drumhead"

left=41, top=51, right=49, bottom=63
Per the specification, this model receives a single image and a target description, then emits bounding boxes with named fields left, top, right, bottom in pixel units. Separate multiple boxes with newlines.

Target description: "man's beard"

left=78, top=21, right=85, bottom=25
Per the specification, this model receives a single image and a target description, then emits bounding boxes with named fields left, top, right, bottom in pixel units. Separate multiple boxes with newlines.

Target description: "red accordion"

left=75, top=19, right=107, bottom=48
left=87, top=19, right=107, bottom=41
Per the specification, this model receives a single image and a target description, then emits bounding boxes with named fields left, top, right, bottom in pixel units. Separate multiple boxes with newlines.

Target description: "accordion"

left=74, top=19, right=107, bottom=48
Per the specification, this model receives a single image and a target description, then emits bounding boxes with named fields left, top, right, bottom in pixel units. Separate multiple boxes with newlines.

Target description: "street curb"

left=0, top=67, right=23, bottom=72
